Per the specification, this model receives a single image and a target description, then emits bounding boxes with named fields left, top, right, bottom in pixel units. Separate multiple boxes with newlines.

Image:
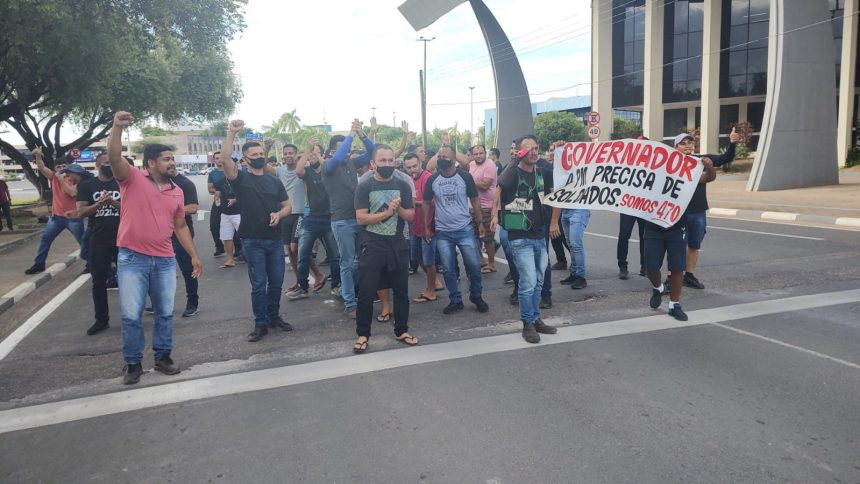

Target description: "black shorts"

left=281, top=214, right=303, bottom=245
left=644, top=224, right=687, bottom=273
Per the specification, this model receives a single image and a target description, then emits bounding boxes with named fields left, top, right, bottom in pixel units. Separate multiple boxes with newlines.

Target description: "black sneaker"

left=470, top=296, right=489, bottom=313
left=503, top=272, right=514, bottom=285
left=86, top=321, right=109, bottom=336
left=123, top=363, right=142, bottom=385
left=649, top=289, right=662, bottom=309
left=560, top=275, right=575, bottom=285
left=408, top=267, right=418, bottom=275
left=509, top=290, right=519, bottom=306
left=343, top=306, right=357, bottom=318
left=247, top=325, right=268, bottom=342
left=106, top=276, right=118, bottom=290
left=534, top=318, right=557, bottom=334
left=684, top=273, right=705, bottom=290
left=522, top=324, right=540, bottom=343
left=619, top=266, right=629, bottom=280
left=181, top=306, right=198, bottom=318
left=661, top=279, right=670, bottom=295
left=539, top=294, right=552, bottom=309
left=268, top=316, right=293, bottom=332
left=213, top=249, right=225, bottom=257
left=551, top=260, right=568, bottom=271
left=443, top=302, right=464, bottom=314
left=81, top=266, right=90, bottom=275
left=639, top=267, right=646, bottom=277
left=571, top=277, right=588, bottom=290
left=668, top=304, right=689, bottom=321
left=154, top=355, right=181, bottom=375
left=24, top=264, right=45, bottom=275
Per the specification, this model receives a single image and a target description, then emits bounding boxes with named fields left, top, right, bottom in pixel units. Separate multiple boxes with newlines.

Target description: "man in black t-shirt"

left=75, top=152, right=121, bottom=335
left=167, top=169, right=200, bottom=318
left=213, top=172, right=242, bottom=268
left=223, top=120, right=293, bottom=342
left=352, top=144, right=417, bottom=354
left=290, top=139, right=341, bottom=299
left=491, top=136, right=558, bottom=344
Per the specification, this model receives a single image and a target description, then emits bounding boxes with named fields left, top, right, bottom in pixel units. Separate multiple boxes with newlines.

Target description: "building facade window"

left=720, top=0, right=769, bottom=98
left=612, top=0, right=646, bottom=108
left=664, top=0, right=704, bottom=102
left=664, top=108, right=688, bottom=136
left=831, top=0, right=844, bottom=88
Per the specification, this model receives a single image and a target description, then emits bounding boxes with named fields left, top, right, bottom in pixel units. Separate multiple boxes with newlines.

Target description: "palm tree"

left=281, top=110, right=302, bottom=144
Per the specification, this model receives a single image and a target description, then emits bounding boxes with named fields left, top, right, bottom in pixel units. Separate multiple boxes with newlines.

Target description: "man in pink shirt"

left=404, top=153, right=440, bottom=303
left=468, top=144, right=498, bottom=273
left=24, top=148, right=89, bottom=274
left=107, top=111, right=202, bottom=385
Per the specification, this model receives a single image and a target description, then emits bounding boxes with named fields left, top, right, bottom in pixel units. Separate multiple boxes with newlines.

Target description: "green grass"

left=11, top=196, right=40, bottom=206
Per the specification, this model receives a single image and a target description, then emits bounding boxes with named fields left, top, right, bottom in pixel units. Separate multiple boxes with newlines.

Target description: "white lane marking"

left=494, top=257, right=509, bottom=266
left=707, top=225, right=824, bottom=241
left=1, top=288, right=858, bottom=434
left=0, top=274, right=91, bottom=361
left=709, top=200, right=860, bottom=213
left=709, top=215, right=860, bottom=232
left=835, top=217, right=860, bottom=227
left=585, top=232, right=639, bottom=243
left=710, top=322, right=860, bottom=371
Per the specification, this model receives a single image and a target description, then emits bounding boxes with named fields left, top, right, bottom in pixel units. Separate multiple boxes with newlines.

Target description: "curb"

left=0, top=250, right=81, bottom=317
left=709, top=208, right=860, bottom=228
left=0, top=230, right=41, bottom=255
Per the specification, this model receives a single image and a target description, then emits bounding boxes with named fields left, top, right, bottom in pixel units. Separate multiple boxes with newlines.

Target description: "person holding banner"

left=491, top=136, right=557, bottom=344
left=644, top=137, right=717, bottom=322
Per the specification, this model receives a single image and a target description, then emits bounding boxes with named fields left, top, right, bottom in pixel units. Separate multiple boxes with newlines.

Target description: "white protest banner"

left=544, top=139, right=704, bottom=228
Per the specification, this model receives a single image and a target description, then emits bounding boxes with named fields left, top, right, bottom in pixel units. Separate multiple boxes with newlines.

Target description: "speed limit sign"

left=587, top=125, right=601, bottom=140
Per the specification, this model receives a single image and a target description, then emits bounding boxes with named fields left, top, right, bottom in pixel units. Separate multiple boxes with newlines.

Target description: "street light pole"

left=469, top=86, right=475, bottom=136
left=417, top=36, right=435, bottom=148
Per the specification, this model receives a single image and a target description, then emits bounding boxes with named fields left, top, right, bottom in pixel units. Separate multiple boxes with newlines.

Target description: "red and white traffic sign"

left=587, top=111, right=600, bottom=126
left=69, top=148, right=81, bottom=159
left=587, top=125, right=601, bottom=140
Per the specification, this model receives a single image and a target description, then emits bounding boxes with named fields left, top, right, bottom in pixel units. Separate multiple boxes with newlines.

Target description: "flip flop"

left=220, top=263, right=235, bottom=268
left=353, top=337, right=368, bottom=354
left=481, top=267, right=497, bottom=273
left=313, top=274, right=330, bottom=293
left=396, top=333, right=419, bottom=346
left=376, top=313, right=391, bottom=323
left=413, top=294, right=437, bottom=303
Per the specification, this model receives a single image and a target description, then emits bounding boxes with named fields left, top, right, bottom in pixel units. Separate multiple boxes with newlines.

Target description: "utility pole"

left=469, top=86, right=475, bottom=136
left=417, top=36, right=435, bottom=148
left=393, top=111, right=397, bottom=126
left=371, top=107, right=376, bottom=118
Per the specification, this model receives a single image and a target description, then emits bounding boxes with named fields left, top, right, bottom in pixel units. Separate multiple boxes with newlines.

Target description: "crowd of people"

left=20, top=110, right=739, bottom=384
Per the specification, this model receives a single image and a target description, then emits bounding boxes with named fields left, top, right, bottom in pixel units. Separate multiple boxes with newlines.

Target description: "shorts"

left=410, top=233, right=437, bottom=267
left=281, top=213, right=303, bottom=245
left=685, top=211, right=707, bottom=249
left=644, top=224, right=687, bottom=273
left=219, top=214, right=241, bottom=241
left=474, top=207, right=495, bottom=242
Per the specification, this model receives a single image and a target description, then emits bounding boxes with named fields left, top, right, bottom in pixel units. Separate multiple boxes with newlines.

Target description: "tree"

left=140, top=126, right=176, bottom=137
left=534, top=112, right=587, bottom=149
left=131, top=138, right=177, bottom=154
left=611, top=116, right=642, bottom=140
left=0, top=0, right=246, bottom=197
left=203, top=120, right=252, bottom=138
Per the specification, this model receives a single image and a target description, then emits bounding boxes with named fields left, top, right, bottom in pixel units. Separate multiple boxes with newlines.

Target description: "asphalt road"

left=0, top=175, right=858, bottom=483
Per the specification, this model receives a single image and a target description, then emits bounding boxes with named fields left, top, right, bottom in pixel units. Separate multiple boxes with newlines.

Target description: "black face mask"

left=376, top=166, right=396, bottom=179
left=437, top=158, right=453, bottom=171
left=100, top=165, right=113, bottom=178
left=249, top=157, right=266, bottom=169
left=310, top=161, right=321, bottom=170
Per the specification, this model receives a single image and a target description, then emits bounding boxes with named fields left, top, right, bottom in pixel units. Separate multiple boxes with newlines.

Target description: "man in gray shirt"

left=265, top=143, right=309, bottom=291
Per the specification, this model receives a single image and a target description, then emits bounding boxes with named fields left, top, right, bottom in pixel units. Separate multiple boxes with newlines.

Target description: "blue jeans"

left=172, top=234, right=198, bottom=308
left=510, top=238, right=548, bottom=324
left=118, top=248, right=176, bottom=364
left=298, top=216, right=341, bottom=291
left=436, top=228, right=483, bottom=304
left=561, top=209, right=590, bottom=278
left=34, top=215, right=84, bottom=265
left=498, top=226, right=519, bottom=281
left=410, top=233, right=437, bottom=267
left=331, top=219, right=361, bottom=309
left=242, top=238, right=285, bottom=326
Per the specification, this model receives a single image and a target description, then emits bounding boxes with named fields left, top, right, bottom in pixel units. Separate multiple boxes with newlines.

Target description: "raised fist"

left=370, top=116, right=378, bottom=131
left=308, top=136, right=318, bottom=150
left=229, top=120, right=245, bottom=133
left=31, top=146, right=43, bottom=158
left=113, top=111, right=134, bottom=128
left=440, top=131, right=450, bottom=146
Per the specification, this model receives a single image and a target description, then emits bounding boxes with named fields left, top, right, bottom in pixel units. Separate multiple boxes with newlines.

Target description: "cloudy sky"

left=3, top=0, right=593, bottom=144
left=228, top=0, right=592, bottom=133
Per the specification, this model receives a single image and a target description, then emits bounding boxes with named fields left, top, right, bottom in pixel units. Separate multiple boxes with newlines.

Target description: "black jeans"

left=551, top=229, right=568, bottom=263
left=172, top=234, right=199, bottom=308
left=0, top=203, right=13, bottom=230
left=210, top=203, right=224, bottom=252
left=356, top=237, right=410, bottom=338
left=90, top=246, right=117, bottom=323
left=617, top=214, right=646, bottom=270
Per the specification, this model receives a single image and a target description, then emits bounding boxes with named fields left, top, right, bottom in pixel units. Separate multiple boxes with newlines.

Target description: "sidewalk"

left=707, top=171, right=860, bottom=227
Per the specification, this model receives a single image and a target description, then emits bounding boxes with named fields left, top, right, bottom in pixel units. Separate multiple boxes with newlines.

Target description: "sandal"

left=376, top=313, right=391, bottom=323
left=481, top=266, right=497, bottom=273
left=413, top=294, right=437, bottom=303
left=396, top=333, right=419, bottom=346
left=353, top=337, right=368, bottom=354
left=220, top=262, right=235, bottom=268
left=286, top=283, right=300, bottom=292
left=313, top=274, right=330, bottom=293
